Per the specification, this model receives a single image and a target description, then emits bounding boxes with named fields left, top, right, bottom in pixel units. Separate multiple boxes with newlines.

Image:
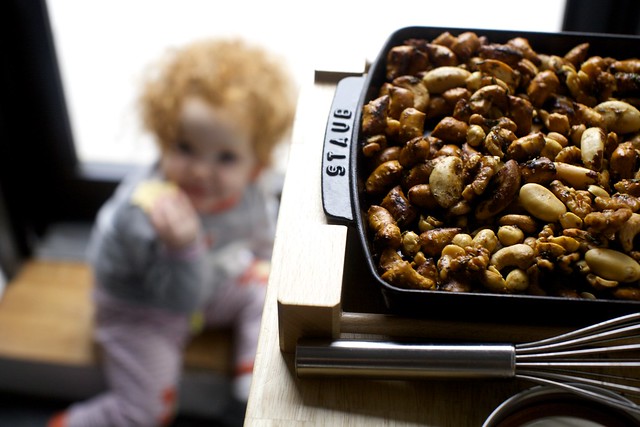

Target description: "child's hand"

left=148, top=190, right=201, bottom=251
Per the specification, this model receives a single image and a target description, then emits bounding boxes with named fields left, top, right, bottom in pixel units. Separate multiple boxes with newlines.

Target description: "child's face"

left=160, top=96, right=258, bottom=213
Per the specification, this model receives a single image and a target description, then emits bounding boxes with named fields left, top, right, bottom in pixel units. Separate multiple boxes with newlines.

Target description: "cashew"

left=594, top=100, right=640, bottom=134
left=580, top=127, right=605, bottom=170
left=519, top=183, right=567, bottom=222
left=584, top=248, right=640, bottom=282
left=547, top=236, right=580, bottom=253
left=618, top=212, right=640, bottom=252
left=481, top=266, right=529, bottom=293
left=392, top=75, right=430, bottom=112
left=475, top=160, right=521, bottom=220
left=422, top=66, right=471, bottom=94
left=477, top=59, right=519, bottom=91
left=482, top=266, right=507, bottom=293
left=490, top=244, right=535, bottom=271
left=429, top=156, right=464, bottom=208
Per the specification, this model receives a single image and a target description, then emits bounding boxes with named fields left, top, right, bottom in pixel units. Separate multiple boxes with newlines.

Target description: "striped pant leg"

left=66, top=300, right=190, bottom=427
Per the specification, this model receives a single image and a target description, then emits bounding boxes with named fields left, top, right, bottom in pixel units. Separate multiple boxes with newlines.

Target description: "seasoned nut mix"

left=362, top=31, right=640, bottom=300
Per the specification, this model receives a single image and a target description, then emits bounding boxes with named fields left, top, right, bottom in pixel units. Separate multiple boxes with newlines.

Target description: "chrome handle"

left=295, top=339, right=516, bottom=380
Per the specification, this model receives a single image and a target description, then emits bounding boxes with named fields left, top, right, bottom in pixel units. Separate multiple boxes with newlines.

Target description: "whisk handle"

left=295, top=339, right=516, bottom=380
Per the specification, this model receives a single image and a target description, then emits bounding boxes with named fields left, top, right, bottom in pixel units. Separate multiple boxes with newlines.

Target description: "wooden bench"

left=0, top=259, right=234, bottom=417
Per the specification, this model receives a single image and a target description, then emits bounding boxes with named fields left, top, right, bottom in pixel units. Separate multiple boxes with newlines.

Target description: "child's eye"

left=176, top=140, right=194, bottom=156
left=218, top=151, right=239, bottom=164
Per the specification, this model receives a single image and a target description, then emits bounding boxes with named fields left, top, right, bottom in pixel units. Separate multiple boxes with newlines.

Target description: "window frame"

left=0, top=0, right=123, bottom=272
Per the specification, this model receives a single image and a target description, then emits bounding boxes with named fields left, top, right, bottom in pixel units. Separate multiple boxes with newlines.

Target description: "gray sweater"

left=87, top=165, right=278, bottom=314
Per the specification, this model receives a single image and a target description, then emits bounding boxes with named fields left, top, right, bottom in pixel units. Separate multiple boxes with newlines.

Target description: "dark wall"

left=563, top=0, right=640, bottom=35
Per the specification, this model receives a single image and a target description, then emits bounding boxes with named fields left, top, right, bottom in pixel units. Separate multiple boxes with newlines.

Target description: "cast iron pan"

left=321, top=26, right=640, bottom=326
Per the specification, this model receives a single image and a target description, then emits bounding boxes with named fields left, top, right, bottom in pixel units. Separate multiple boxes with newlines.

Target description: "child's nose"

left=192, top=159, right=215, bottom=180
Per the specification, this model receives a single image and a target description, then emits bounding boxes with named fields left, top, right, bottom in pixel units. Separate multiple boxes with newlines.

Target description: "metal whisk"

left=295, top=312, right=640, bottom=416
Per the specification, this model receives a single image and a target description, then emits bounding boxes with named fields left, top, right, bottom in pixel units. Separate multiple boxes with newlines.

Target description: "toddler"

left=49, top=38, right=296, bottom=427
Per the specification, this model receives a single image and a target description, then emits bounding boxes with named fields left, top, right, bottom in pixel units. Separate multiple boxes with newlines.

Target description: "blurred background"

left=48, top=0, right=568, bottom=167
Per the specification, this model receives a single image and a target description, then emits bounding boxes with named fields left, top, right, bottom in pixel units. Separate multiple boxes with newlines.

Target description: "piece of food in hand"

left=131, top=180, right=178, bottom=213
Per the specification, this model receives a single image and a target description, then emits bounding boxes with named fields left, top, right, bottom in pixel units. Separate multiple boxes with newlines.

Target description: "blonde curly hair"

left=139, top=38, right=296, bottom=167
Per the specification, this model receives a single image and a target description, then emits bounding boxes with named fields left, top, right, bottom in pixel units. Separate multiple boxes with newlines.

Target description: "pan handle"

left=321, top=76, right=365, bottom=224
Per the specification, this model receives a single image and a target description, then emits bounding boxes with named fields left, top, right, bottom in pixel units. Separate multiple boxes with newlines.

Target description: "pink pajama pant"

left=64, top=274, right=266, bottom=427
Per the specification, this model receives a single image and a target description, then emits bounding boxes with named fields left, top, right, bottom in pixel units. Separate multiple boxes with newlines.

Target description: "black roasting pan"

left=321, top=26, right=640, bottom=326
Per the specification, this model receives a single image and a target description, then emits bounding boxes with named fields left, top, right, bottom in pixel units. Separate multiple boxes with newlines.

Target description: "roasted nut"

left=594, top=100, right=640, bottom=134
left=431, top=116, right=469, bottom=143
left=388, top=86, right=415, bottom=119
left=362, top=95, right=389, bottom=136
left=381, top=186, right=417, bottom=227
left=452, top=233, right=473, bottom=248
left=554, top=162, right=599, bottom=189
left=401, top=231, right=421, bottom=256
left=399, top=107, right=426, bottom=142
left=610, top=141, right=638, bottom=180
left=527, top=69, right=560, bottom=107
left=475, top=159, right=521, bottom=220
left=505, top=269, right=529, bottom=292
left=365, top=160, right=403, bottom=194
left=506, top=132, right=545, bottom=161
left=584, top=248, right=640, bottom=282
left=618, top=212, right=640, bottom=252
left=473, top=228, right=499, bottom=253
left=386, top=45, right=429, bottom=80
left=520, top=157, right=557, bottom=185
left=429, top=156, right=464, bottom=208
left=519, top=183, right=567, bottom=222
left=420, top=227, right=462, bottom=257
left=491, top=243, right=536, bottom=271
left=498, top=214, right=538, bottom=234
left=398, top=136, right=431, bottom=168
left=580, top=127, right=605, bottom=170
left=407, top=184, right=439, bottom=209
left=477, top=59, right=520, bottom=91
left=497, top=225, right=525, bottom=246
left=469, top=84, right=509, bottom=116
left=422, top=66, right=471, bottom=94
left=392, top=75, right=430, bottom=112
left=381, top=258, right=436, bottom=290
left=368, top=205, right=401, bottom=249
left=466, top=124, right=486, bottom=147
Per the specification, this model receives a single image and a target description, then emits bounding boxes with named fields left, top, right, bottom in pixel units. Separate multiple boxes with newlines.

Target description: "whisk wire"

left=516, top=343, right=640, bottom=361
left=517, top=312, right=640, bottom=352
left=516, top=372, right=640, bottom=416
